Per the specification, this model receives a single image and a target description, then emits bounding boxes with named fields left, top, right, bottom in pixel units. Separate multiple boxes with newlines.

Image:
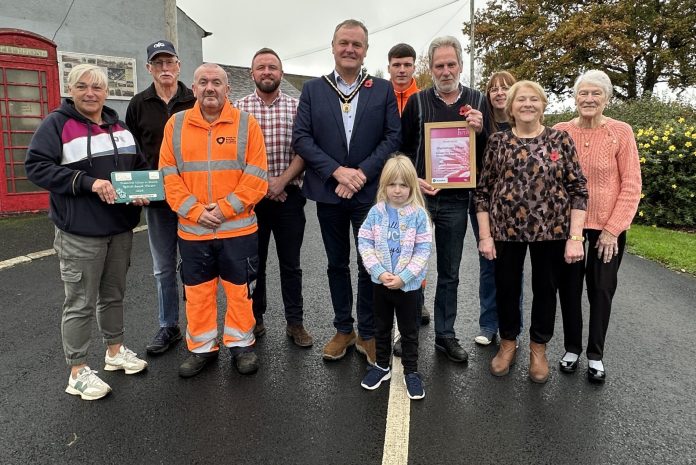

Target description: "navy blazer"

left=292, top=72, right=401, bottom=204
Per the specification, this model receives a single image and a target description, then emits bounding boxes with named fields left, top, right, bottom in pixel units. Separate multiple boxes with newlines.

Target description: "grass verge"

left=627, top=224, right=696, bottom=275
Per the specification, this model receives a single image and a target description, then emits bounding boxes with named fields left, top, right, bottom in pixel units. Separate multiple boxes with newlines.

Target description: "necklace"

left=512, top=125, right=544, bottom=139
left=323, top=70, right=370, bottom=113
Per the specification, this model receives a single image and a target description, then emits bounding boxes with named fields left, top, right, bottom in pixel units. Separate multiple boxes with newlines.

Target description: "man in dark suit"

left=292, top=18, right=401, bottom=366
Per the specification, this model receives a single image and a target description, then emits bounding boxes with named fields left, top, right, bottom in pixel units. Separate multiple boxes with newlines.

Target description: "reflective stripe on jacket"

left=159, top=101, right=268, bottom=240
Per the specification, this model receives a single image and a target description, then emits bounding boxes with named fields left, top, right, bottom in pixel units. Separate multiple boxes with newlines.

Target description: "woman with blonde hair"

left=474, top=81, right=588, bottom=383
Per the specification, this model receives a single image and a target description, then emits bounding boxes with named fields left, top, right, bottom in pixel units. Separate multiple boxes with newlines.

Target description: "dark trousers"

left=560, top=229, right=626, bottom=360
left=252, top=186, right=306, bottom=325
left=426, top=191, right=470, bottom=338
left=316, top=199, right=374, bottom=339
left=495, top=240, right=566, bottom=343
left=373, top=284, right=419, bottom=374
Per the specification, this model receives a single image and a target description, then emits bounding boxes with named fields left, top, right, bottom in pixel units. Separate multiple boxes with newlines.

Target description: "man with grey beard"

left=400, top=36, right=492, bottom=364
left=234, top=48, right=312, bottom=348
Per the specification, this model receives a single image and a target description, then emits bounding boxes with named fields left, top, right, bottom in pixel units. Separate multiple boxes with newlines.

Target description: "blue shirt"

left=386, top=204, right=401, bottom=271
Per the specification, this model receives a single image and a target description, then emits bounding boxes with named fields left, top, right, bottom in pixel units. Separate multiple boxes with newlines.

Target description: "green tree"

left=413, top=55, right=432, bottom=90
left=463, top=0, right=696, bottom=100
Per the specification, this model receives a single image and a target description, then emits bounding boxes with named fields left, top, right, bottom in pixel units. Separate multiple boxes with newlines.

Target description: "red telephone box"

left=0, top=29, right=60, bottom=213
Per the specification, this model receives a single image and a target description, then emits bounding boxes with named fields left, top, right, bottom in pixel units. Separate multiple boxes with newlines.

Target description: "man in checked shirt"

left=234, top=48, right=313, bottom=347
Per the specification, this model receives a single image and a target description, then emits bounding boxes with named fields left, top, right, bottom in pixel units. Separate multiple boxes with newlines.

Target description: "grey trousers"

left=54, top=228, right=133, bottom=366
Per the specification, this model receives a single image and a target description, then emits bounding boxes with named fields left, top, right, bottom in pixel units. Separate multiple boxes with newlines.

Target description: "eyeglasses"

left=489, top=86, right=509, bottom=94
left=149, top=59, right=179, bottom=68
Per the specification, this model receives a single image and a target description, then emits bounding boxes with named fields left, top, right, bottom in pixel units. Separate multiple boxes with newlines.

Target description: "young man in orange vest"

left=160, top=63, right=268, bottom=378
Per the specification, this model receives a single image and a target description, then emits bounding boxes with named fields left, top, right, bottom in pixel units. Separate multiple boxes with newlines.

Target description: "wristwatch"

left=569, top=235, right=585, bottom=242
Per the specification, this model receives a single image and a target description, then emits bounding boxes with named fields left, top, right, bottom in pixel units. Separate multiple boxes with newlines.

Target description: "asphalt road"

left=1, top=202, right=695, bottom=465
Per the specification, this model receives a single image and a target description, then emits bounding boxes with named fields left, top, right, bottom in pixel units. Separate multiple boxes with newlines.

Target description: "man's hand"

left=197, top=205, right=223, bottom=229
left=335, top=184, right=354, bottom=199
left=418, top=178, right=440, bottom=196
left=92, top=179, right=117, bottom=204
left=465, top=108, right=484, bottom=134
left=267, top=176, right=288, bottom=201
left=130, top=198, right=150, bottom=207
left=333, top=166, right=366, bottom=193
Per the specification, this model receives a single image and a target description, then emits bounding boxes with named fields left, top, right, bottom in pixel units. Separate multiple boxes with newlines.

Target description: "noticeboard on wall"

left=58, top=51, right=137, bottom=100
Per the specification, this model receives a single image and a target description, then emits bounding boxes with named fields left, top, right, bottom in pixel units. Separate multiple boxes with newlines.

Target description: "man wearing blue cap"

left=126, top=40, right=196, bottom=354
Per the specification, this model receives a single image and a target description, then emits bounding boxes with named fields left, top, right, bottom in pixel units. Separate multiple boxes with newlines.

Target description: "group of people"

left=25, top=17, right=641, bottom=402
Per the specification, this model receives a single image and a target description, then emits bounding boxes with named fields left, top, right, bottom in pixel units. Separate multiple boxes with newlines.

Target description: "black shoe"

left=230, top=347, right=259, bottom=375
left=146, top=326, right=183, bottom=354
left=588, top=365, right=606, bottom=383
left=178, top=351, right=218, bottom=378
left=420, top=306, right=430, bottom=326
left=559, top=353, right=580, bottom=373
left=253, top=323, right=266, bottom=338
left=434, top=337, right=468, bottom=363
left=393, top=335, right=402, bottom=357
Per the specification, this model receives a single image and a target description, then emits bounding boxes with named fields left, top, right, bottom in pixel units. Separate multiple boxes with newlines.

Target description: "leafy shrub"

left=548, top=97, right=696, bottom=228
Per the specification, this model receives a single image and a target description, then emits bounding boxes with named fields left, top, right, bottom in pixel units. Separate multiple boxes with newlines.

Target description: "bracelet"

left=568, top=235, right=584, bottom=242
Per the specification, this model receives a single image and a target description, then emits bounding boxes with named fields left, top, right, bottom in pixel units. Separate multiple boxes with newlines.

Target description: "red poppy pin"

left=550, top=151, right=559, bottom=161
left=459, top=104, right=472, bottom=116
left=364, top=79, right=373, bottom=88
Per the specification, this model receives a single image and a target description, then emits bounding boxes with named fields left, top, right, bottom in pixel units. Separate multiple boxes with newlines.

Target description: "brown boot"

left=322, top=330, right=356, bottom=360
left=490, top=338, right=517, bottom=376
left=355, top=336, right=376, bottom=366
left=286, top=324, right=313, bottom=348
left=529, top=341, right=549, bottom=383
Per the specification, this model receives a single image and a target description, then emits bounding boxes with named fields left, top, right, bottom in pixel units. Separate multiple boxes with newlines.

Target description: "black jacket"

left=126, top=81, right=195, bottom=208
left=25, top=100, right=147, bottom=237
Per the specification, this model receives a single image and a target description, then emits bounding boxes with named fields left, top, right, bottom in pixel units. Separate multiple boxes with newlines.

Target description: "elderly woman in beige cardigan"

left=554, top=70, right=642, bottom=383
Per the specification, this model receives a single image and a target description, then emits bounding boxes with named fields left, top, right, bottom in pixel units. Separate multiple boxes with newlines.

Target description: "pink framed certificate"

left=424, top=121, right=476, bottom=189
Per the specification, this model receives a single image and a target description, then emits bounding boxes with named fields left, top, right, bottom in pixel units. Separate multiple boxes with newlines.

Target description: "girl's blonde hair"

left=376, top=154, right=425, bottom=210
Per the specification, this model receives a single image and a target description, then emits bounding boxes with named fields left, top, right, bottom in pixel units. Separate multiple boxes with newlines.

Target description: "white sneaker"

left=104, top=346, right=148, bottom=374
left=65, top=367, right=111, bottom=401
left=474, top=333, right=496, bottom=346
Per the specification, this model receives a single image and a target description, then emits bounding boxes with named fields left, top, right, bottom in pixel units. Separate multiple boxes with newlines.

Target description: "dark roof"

left=283, top=73, right=316, bottom=93
left=219, top=64, right=302, bottom=102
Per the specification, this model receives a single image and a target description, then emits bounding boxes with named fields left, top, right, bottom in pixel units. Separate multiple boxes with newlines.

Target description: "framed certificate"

left=424, top=121, right=476, bottom=189
left=110, top=170, right=165, bottom=203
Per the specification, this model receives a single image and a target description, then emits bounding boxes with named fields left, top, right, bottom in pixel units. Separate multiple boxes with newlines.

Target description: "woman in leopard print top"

left=473, top=80, right=588, bottom=384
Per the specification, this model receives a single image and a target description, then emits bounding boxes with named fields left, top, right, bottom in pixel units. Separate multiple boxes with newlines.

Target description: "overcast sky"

left=177, top=0, right=484, bottom=80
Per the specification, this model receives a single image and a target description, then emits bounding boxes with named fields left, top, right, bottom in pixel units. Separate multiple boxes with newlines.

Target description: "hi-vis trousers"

left=178, top=233, right=258, bottom=353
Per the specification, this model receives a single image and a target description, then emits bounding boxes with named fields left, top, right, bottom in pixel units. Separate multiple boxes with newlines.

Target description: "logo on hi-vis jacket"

left=216, top=136, right=236, bottom=145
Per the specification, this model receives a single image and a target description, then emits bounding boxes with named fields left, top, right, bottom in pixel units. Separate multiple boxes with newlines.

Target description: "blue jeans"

left=145, top=206, right=180, bottom=328
left=468, top=195, right=523, bottom=337
left=316, top=199, right=374, bottom=339
left=426, top=191, right=469, bottom=339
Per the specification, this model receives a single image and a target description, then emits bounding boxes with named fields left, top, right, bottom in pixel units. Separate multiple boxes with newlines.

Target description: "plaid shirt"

left=234, top=91, right=302, bottom=186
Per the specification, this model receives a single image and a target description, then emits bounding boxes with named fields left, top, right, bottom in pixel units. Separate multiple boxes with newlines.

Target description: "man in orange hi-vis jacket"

left=159, top=63, right=268, bottom=378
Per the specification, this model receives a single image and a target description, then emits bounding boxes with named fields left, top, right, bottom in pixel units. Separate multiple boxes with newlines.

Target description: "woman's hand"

left=564, top=239, right=585, bottom=264
left=478, top=236, right=496, bottom=260
left=596, top=229, right=619, bottom=263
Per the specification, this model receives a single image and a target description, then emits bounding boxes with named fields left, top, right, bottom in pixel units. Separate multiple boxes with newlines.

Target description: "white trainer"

left=65, top=367, right=111, bottom=401
left=104, top=345, right=148, bottom=374
left=474, top=334, right=496, bottom=346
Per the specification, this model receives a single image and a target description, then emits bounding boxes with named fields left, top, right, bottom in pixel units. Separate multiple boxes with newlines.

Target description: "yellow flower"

left=687, top=132, right=693, bottom=137
left=662, top=136, right=668, bottom=141
left=657, top=150, right=662, bottom=154
left=678, top=117, right=685, bottom=123
left=669, top=145, right=676, bottom=151
left=672, top=184, right=677, bottom=189
left=642, top=143, right=650, bottom=149
left=687, top=141, right=693, bottom=148
left=691, top=194, right=695, bottom=198
left=652, top=135, right=659, bottom=141
left=637, top=129, right=644, bottom=137
left=652, top=224, right=657, bottom=228
left=639, top=211, right=644, bottom=217
left=640, top=193, right=645, bottom=199
left=639, top=157, right=646, bottom=163
left=679, top=154, right=684, bottom=158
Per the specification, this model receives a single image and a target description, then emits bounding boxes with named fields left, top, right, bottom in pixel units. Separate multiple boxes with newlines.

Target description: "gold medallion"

left=342, top=102, right=351, bottom=113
